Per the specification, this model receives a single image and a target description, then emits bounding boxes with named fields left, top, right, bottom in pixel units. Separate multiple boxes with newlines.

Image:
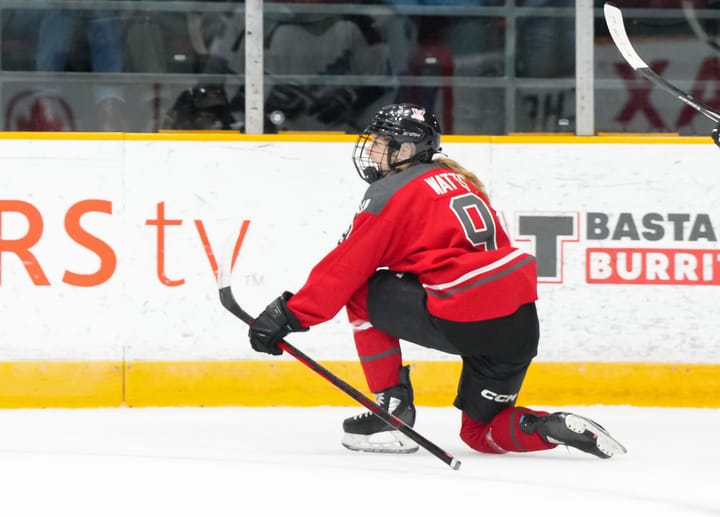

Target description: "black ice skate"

left=520, top=412, right=628, bottom=459
left=342, top=365, right=418, bottom=453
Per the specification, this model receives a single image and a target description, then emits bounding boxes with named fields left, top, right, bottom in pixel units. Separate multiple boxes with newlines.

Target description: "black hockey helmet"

left=353, top=103, right=442, bottom=183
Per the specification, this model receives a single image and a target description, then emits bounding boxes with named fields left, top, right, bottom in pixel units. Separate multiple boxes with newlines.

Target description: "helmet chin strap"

left=389, top=156, right=418, bottom=169
left=385, top=142, right=412, bottom=172
left=362, top=141, right=429, bottom=183
left=388, top=150, right=431, bottom=172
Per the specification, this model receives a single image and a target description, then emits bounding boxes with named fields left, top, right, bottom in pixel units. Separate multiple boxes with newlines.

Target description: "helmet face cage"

left=352, top=103, right=441, bottom=183
left=352, top=132, right=393, bottom=183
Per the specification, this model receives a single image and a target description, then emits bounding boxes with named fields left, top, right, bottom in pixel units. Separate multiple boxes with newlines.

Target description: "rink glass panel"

left=0, top=1, right=718, bottom=135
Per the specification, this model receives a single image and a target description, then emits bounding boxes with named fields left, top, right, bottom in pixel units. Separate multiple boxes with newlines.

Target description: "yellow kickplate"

left=1, top=360, right=718, bottom=408
left=0, top=361, right=123, bottom=408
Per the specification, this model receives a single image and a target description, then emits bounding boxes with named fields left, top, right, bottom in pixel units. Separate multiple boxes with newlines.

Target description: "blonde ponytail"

left=433, top=156, right=489, bottom=199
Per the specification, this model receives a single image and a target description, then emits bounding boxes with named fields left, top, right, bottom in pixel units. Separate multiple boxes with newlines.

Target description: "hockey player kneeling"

left=248, top=103, right=627, bottom=459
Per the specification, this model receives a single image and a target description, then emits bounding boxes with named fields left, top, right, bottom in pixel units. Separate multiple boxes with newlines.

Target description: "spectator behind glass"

left=513, top=0, right=575, bottom=132
left=35, top=8, right=124, bottom=131
left=263, top=10, right=394, bottom=132
left=380, top=0, right=506, bottom=134
left=164, top=3, right=395, bottom=132
left=163, top=6, right=246, bottom=130
left=515, top=0, right=574, bottom=78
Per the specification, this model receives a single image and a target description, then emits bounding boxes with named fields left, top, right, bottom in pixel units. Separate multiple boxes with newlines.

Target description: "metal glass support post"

left=575, top=0, right=595, bottom=135
left=245, top=0, right=264, bottom=134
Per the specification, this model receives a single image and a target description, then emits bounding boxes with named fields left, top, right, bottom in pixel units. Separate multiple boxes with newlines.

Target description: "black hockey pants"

left=367, top=269, right=540, bottom=423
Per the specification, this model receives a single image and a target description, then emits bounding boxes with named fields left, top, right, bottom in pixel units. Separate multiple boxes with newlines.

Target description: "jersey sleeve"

left=286, top=210, right=394, bottom=328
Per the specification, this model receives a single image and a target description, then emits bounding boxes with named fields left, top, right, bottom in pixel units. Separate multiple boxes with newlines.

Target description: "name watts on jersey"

left=423, top=172, right=470, bottom=194
left=517, top=212, right=720, bottom=285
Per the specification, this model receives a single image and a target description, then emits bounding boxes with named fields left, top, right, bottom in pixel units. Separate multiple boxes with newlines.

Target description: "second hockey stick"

left=217, top=248, right=462, bottom=471
left=604, top=2, right=720, bottom=123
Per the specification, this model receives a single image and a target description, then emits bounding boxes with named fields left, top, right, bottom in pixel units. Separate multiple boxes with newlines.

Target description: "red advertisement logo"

left=586, top=248, right=720, bottom=285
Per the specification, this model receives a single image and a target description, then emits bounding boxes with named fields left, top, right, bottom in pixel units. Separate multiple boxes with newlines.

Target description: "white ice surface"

left=0, top=405, right=717, bottom=517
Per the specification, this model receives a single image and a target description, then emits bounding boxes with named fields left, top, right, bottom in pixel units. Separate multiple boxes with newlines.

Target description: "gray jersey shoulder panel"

left=362, top=163, right=437, bottom=215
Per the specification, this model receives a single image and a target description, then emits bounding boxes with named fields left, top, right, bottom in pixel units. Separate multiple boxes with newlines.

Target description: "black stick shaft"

left=604, top=2, right=720, bottom=123
left=219, top=286, right=461, bottom=470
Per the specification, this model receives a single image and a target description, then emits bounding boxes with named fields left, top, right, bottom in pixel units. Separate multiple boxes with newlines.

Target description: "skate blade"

left=565, top=414, right=628, bottom=458
left=342, top=430, right=419, bottom=454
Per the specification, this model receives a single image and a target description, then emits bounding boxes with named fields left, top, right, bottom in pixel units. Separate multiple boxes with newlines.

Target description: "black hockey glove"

left=248, top=291, right=308, bottom=355
left=309, top=87, right=358, bottom=124
left=712, top=122, right=720, bottom=149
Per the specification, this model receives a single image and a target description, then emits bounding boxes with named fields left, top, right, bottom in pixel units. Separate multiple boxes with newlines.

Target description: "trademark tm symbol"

left=243, top=273, right=264, bottom=287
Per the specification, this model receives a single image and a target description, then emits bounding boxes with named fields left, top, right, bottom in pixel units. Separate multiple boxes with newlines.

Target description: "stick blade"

left=216, top=235, right=237, bottom=290
left=603, top=2, right=720, bottom=124
left=217, top=233, right=254, bottom=324
left=603, top=3, right=649, bottom=70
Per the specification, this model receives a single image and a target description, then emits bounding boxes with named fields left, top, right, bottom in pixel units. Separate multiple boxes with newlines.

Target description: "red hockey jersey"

left=287, top=163, right=538, bottom=327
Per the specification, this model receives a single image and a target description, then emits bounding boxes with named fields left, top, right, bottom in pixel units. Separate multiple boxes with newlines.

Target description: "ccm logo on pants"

left=481, top=389, right=518, bottom=403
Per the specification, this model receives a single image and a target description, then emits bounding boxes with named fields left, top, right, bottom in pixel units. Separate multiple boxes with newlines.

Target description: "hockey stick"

left=217, top=247, right=462, bottom=471
left=604, top=2, right=720, bottom=123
